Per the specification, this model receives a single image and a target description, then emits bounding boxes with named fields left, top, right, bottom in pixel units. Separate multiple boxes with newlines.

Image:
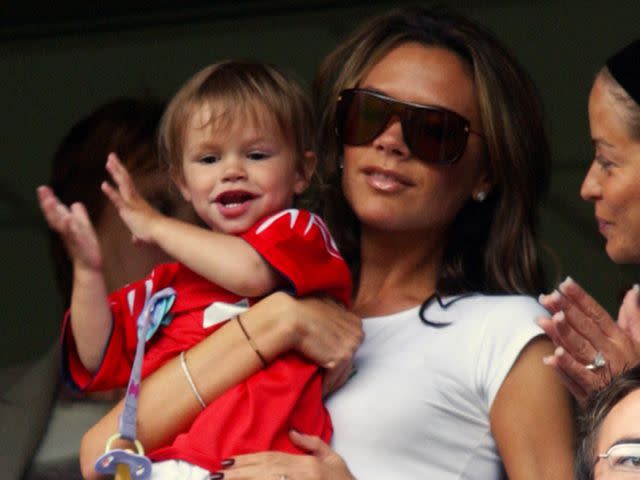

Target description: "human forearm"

left=149, top=215, right=280, bottom=296
left=81, top=293, right=361, bottom=472
left=69, top=264, right=112, bottom=372
left=81, top=293, right=299, bottom=473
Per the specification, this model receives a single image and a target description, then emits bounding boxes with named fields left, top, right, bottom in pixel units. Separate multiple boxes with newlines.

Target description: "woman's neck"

left=352, top=226, right=445, bottom=318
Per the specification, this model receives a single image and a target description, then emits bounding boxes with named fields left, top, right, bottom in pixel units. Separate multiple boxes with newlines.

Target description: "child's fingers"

left=101, top=180, right=124, bottom=209
left=70, top=202, right=92, bottom=229
left=37, top=185, right=71, bottom=231
left=106, top=152, right=137, bottom=199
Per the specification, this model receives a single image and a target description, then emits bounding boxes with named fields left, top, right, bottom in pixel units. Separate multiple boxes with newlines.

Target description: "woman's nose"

left=580, top=162, right=602, bottom=202
left=371, top=118, right=411, bottom=159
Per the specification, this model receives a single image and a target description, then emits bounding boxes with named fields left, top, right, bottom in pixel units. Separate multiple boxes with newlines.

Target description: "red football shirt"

left=62, top=209, right=351, bottom=471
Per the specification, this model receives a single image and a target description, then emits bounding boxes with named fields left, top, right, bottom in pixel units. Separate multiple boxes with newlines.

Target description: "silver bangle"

left=179, top=351, right=206, bottom=410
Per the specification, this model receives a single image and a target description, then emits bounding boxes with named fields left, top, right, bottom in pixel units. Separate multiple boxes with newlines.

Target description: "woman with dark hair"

left=539, top=38, right=640, bottom=406
left=80, top=7, right=573, bottom=479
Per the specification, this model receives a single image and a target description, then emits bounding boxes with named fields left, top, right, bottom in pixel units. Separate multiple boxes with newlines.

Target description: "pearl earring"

left=474, top=191, right=487, bottom=202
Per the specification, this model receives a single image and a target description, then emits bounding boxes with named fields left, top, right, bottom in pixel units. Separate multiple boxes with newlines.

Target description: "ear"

left=471, top=160, right=495, bottom=201
left=293, top=151, right=317, bottom=195
left=172, top=172, right=192, bottom=203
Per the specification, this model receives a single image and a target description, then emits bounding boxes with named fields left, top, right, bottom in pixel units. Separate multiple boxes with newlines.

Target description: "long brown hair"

left=313, top=6, right=550, bottom=295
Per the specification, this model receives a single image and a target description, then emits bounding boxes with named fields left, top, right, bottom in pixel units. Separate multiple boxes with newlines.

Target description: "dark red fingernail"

left=209, top=473, right=224, bottom=480
left=220, top=458, right=235, bottom=468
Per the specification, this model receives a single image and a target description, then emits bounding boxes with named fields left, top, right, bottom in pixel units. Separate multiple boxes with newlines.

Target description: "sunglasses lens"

left=406, top=109, right=469, bottom=165
left=336, top=89, right=471, bottom=165
left=338, top=91, right=389, bottom=146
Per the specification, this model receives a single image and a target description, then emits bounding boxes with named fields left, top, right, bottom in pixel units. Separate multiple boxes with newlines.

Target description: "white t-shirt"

left=326, top=293, right=547, bottom=479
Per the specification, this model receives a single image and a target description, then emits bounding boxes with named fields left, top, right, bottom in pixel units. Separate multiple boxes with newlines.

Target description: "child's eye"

left=198, top=154, right=218, bottom=164
left=247, top=151, right=270, bottom=161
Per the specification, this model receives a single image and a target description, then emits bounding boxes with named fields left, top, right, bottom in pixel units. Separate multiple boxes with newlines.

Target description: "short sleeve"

left=474, top=296, right=548, bottom=408
left=241, top=209, right=352, bottom=306
left=61, top=263, right=179, bottom=391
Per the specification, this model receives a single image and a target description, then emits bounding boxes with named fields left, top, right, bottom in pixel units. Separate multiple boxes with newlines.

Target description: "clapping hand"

left=538, top=277, right=640, bottom=406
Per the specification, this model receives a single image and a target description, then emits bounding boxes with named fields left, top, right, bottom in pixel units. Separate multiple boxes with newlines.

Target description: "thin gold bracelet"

left=179, top=351, right=206, bottom=410
left=235, top=314, right=268, bottom=368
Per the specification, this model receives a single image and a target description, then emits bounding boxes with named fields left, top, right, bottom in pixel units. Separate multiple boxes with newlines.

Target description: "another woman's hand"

left=264, top=293, right=363, bottom=395
left=537, top=277, right=640, bottom=405
left=216, top=430, right=356, bottom=480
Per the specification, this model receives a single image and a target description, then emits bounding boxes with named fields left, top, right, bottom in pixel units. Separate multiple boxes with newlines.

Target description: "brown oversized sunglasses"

left=335, top=88, right=484, bottom=165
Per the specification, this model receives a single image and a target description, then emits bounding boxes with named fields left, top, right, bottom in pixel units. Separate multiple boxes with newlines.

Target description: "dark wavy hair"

left=312, top=5, right=550, bottom=295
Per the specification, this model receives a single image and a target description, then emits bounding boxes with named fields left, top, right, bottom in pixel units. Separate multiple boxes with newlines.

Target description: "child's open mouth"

left=215, top=190, right=257, bottom=208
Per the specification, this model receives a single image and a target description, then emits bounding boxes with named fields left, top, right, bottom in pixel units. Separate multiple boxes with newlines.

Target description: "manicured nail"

left=209, top=474, right=224, bottom=480
left=549, top=290, right=562, bottom=302
left=552, top=311, right=565, bottom=323
left=220, top=458, right=235, bottom=468
left=555, top=346, right=565, bottom=356
left=559, top=276, right=574, bottom=293
left=543, top=355, right=553, bottom=365
left=538, top=293, right=547, bottom=304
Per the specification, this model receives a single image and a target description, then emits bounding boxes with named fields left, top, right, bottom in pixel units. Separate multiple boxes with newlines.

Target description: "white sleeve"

left=474, top=296, right=549, bottom=409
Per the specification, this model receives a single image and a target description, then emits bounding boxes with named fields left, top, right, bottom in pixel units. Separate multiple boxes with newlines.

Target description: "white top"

left=326, top=293, right=547, bottom=479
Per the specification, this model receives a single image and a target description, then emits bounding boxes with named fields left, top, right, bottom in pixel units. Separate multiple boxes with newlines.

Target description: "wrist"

left=146, top=211, right=169, bottom=244
left=73, top=262, right=104, bottom=282
left=271, top=292, right=304, bottom=351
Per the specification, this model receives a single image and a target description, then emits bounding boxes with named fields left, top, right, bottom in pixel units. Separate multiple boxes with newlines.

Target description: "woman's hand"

left=538, top=277, right=640, bottom=405
left=216, top=430, right=356, bottom=480
left=261, top=293, right=363, bottom=395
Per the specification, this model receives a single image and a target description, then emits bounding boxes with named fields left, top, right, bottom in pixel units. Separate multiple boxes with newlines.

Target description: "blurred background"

left=2, top=0, right=639, bottom=367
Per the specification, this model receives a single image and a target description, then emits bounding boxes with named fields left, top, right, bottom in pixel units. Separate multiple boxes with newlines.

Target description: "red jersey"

left=62, top=209, right=351, bottom=471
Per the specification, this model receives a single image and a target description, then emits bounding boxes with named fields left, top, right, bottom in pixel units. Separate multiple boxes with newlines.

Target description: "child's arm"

left=102, top=153, right=282, bottom=297
left=37, top=186, right=112, bottom=372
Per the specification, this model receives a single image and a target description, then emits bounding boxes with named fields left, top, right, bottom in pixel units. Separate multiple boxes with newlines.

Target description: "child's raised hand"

left=36, top=185, right=103, bottom=271
left=102, top=153, right=163, bottom=245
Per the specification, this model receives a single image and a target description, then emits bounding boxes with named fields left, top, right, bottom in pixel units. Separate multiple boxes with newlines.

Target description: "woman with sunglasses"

left=538, top=38, right=640, bottom=407
left=79, top=6, right=573, bottom=479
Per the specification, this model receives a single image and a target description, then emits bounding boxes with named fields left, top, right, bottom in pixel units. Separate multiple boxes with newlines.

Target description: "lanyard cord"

left=118, top=287, right=175, bottom=441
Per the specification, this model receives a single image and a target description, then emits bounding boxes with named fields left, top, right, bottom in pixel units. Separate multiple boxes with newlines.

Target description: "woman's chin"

left=606, top=241, right=640, bottom=265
